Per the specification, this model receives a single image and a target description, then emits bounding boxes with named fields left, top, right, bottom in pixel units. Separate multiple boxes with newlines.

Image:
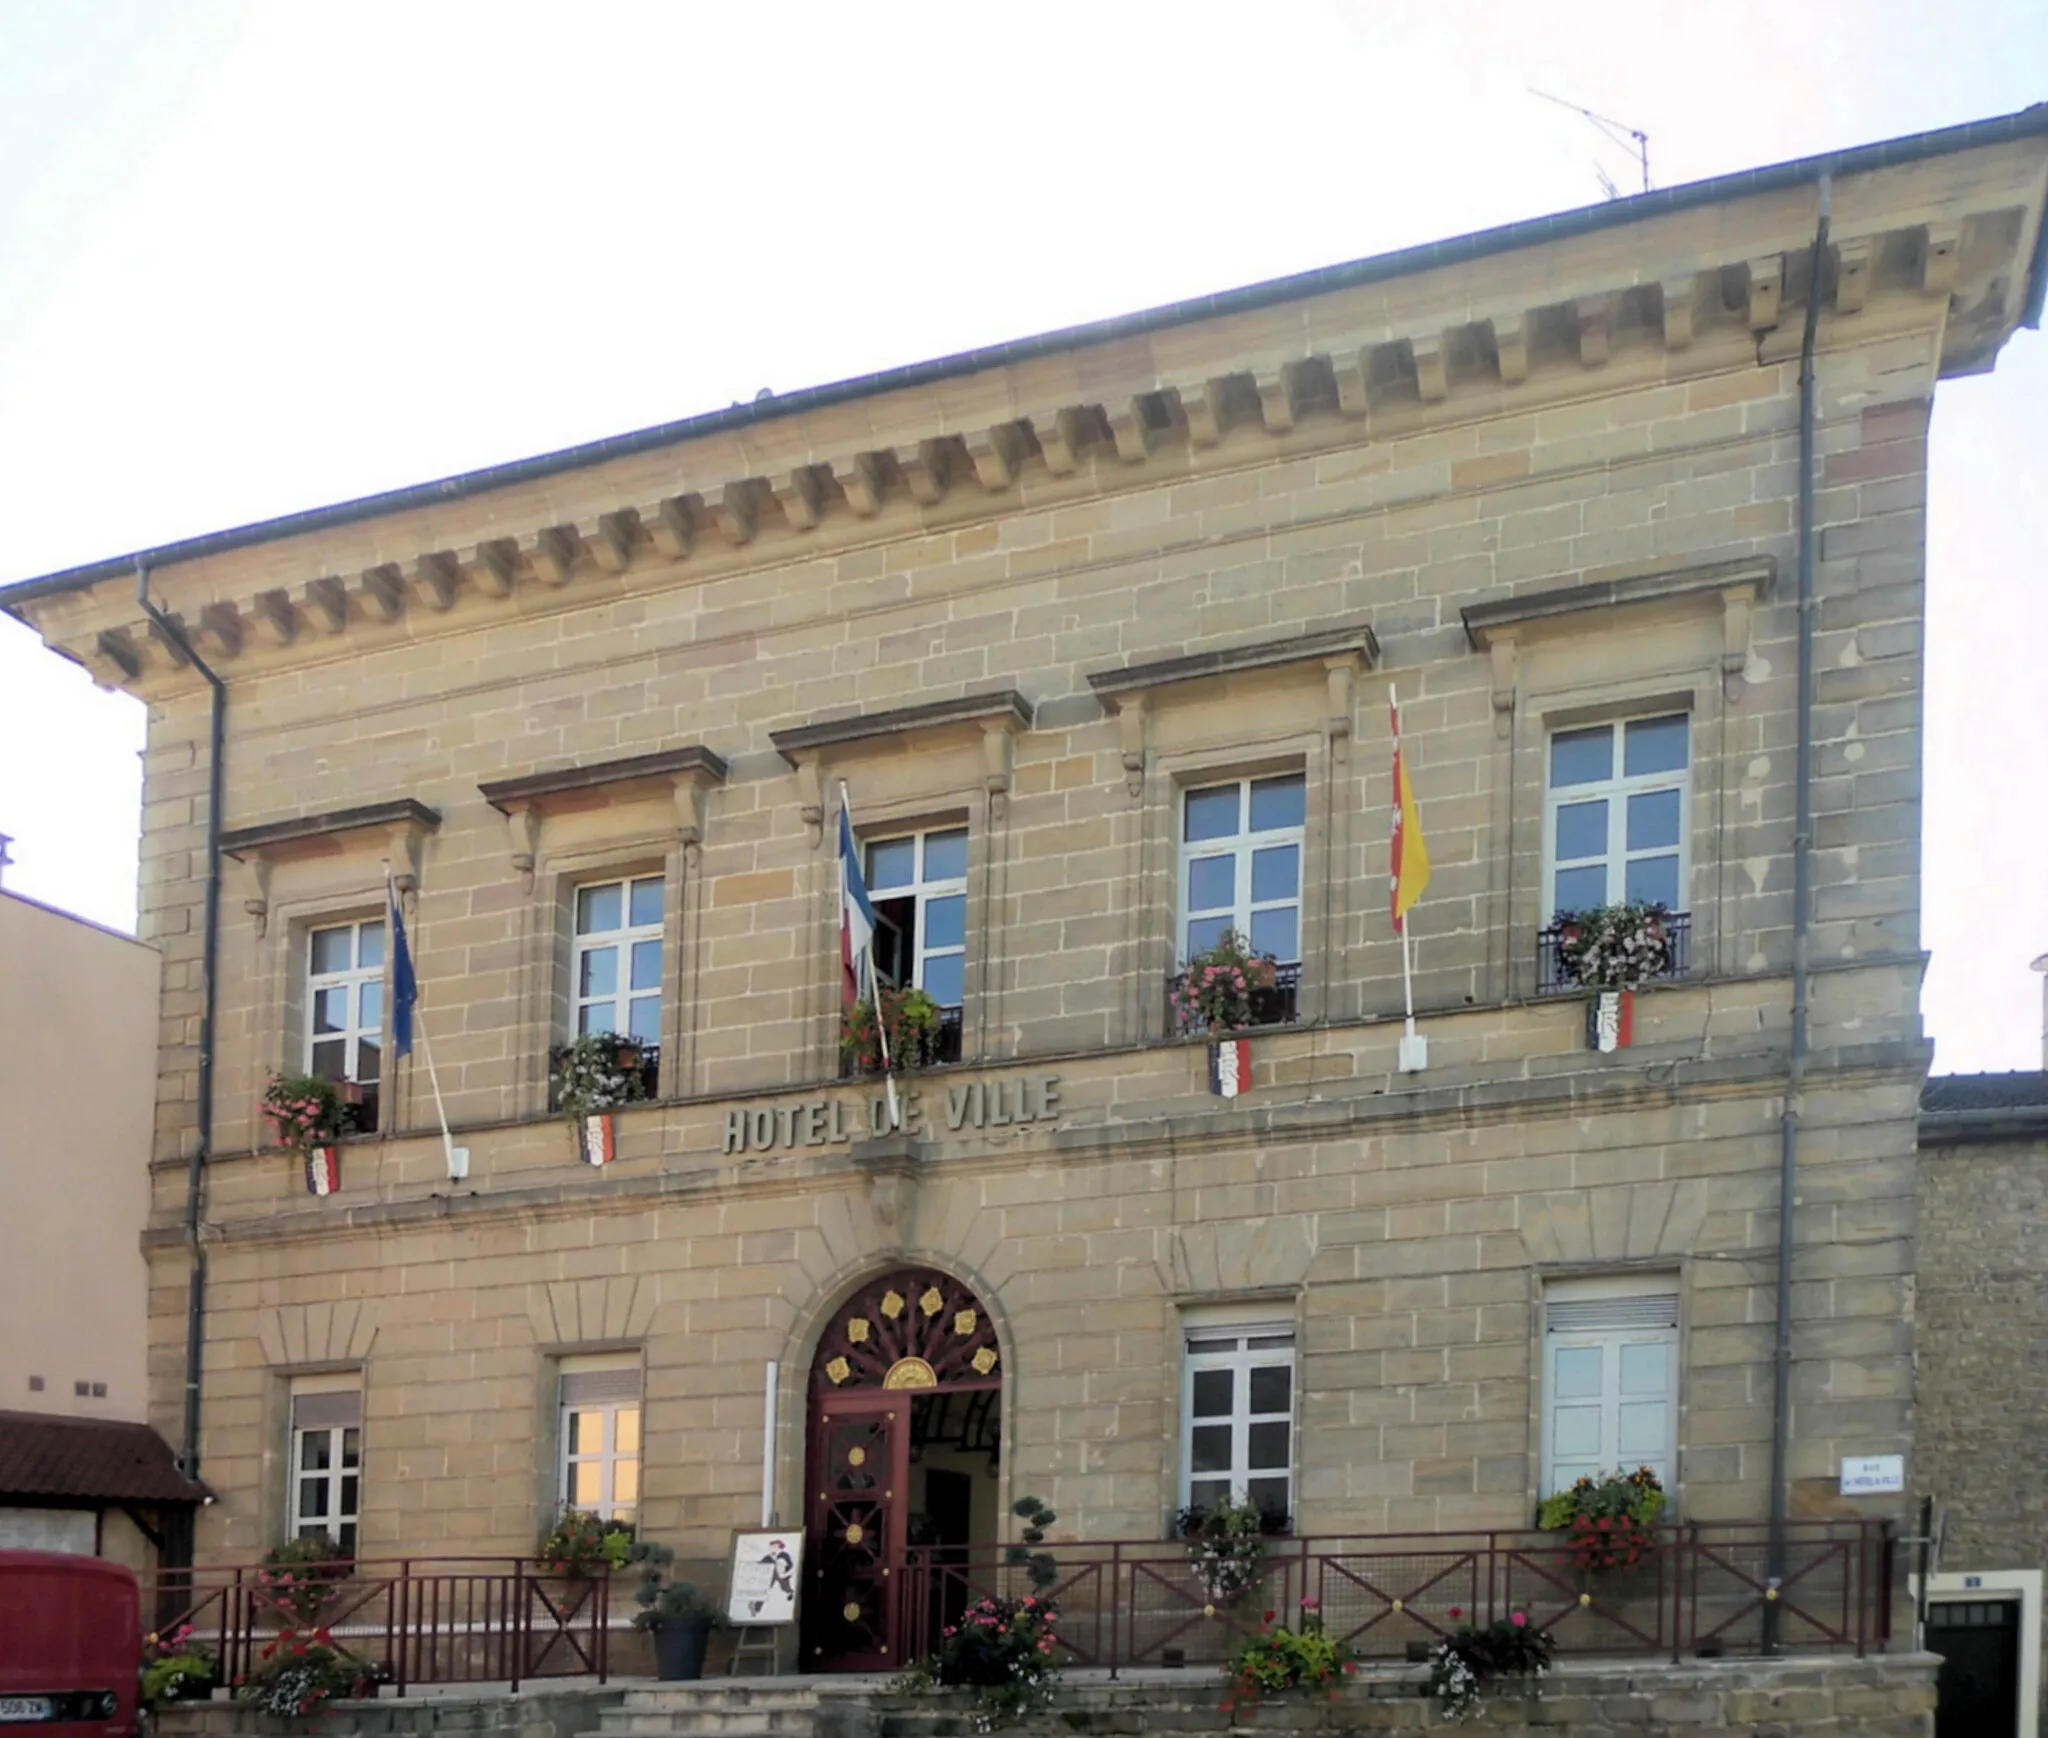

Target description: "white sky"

left=0, top=1, right=2042, bottom=1072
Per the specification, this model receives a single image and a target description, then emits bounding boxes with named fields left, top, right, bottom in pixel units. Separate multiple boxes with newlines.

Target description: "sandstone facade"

left=6, top=113, right=2047, bottom=1682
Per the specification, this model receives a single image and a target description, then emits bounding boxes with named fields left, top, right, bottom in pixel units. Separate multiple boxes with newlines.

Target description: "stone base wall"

left=860, top=1656, right=1940, bottom=1735
left=156, top=1686, right=626, bottom=1738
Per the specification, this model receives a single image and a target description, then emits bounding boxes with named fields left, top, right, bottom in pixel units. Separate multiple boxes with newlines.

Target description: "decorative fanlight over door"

left=811, top=1268, right=1000, bottom=1393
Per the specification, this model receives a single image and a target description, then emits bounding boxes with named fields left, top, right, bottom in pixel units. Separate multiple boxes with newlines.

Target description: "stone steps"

left=598, top=1684, right=823, bottom=1738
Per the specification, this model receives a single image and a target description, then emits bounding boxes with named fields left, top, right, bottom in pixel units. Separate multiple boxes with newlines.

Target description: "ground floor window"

left=1541, top=1278, right=1678, bottom=1495
left=1181, top=1319, right=1295, bottom=1526
left=559, top=1364, right=642, bottom=1523
left=288, top=1388, right=361, bottom=1557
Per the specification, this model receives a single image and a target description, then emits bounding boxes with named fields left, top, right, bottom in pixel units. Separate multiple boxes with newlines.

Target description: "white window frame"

left=288, top=1388, right=362, bottom=1559
left=863, top=828, right=969, bottom=1012
left=1177, top=774, right=1306, bottom=967
left=558, top=1365, right=642, bottom=1524
left=1180, top=1318, right=1296, bottom=1527
left=304, top=918, right=385, bottom=1098
left=1542, top=714, right=1691, bottom=918
left=572, top=875, right=665, bottom=1043
left=1540, top=1277, right=1679, bottom=1499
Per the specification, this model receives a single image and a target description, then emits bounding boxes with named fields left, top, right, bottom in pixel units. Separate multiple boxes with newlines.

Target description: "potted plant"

left=1171, top=932, right=1281, bottom=1035
left=255, top=1533, right=352, bottom=1627
left=1551, top=901, right=1674, bottom=989
left=235, top=1625, right=365, bottom=1723
left=1427, top=1609, right=1554, bottom=1722
left=1172, top=1494, right=1274, bottom=1608
left=628, top=1541, right=721, bottom=1681
left=263, top=1073, right=347, bottom=1193
left=841, top=985, right=943, bottom=1075
left=1221, top=1598, right=1355, bottom=1714
left=141, top=1626, right=220, bottom=1707
left=895, top=1589, right=1064, bottom=1721
left=535, top=1506, right=635, bottom=1578
left=1537, top=1466, right=1666, bottom=1581
left=549, top=1031, right=650, bottom=1166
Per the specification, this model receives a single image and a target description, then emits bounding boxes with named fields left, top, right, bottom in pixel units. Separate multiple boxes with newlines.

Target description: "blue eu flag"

left=389, top=879, right=417, bottom=1059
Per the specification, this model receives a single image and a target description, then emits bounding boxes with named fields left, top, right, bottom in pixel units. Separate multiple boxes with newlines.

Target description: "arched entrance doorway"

left=803, top=1267, right=1002, bottom=1672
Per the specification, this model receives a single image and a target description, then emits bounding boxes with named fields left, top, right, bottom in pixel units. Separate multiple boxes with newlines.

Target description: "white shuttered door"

left=1542, top=1285, right=1678, bottom=1496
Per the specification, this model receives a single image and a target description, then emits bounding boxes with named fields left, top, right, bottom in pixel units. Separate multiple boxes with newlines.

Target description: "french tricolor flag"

left=304, top=1146, right=341, bottom=1196
left=1209, top=1038, right=1252, bottom=1099
left=839, top=804, right=878, bottom=1011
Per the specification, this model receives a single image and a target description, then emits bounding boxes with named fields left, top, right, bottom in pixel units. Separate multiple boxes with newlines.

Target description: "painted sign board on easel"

left=726, top=1530, right=803, bottom=1626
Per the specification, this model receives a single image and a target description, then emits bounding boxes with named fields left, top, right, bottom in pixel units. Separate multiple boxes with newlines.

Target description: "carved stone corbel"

left=1488, top=636, right=1518, bottom=739
left=671, top=768, right=716, bottom=863
left=1722, top=584, right=1757, bottom=701
left=241, top=856, right=273, bottom=938
left=981, top=717, right=1019, bottom=821
left=797, top=760, right=825, bottom=847
left=506, top=806, right=541, bottom=884
left=1108, top=693, right=1149, bottom=799
left=1324, top=655, right=1360, bottom=762
left=387, top=813, right=430, bottom=894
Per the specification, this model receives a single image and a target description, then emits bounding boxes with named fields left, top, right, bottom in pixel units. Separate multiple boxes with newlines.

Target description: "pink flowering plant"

left=255, top=1533, right=352, bottom=1627
left=1172, top=932, right=1280, bottom=1034
left=1222, top=1598, right=1356, bottom=1712
left=262, top=1073, right=344, bottom=1152
left=1427, top=1608, right=1554, bottom=1723
left=908, top=1592, right=1063, bottom=1721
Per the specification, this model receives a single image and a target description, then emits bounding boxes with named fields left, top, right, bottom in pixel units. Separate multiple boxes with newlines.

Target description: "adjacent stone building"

left=5, top=105, right=2047, bottom=1683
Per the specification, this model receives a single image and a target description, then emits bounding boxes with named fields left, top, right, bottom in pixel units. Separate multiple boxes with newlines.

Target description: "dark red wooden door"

left=804, top=1391, right=911, bottom=1671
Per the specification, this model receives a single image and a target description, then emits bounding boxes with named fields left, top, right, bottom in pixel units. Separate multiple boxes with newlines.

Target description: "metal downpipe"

left=1765, top=174, right=1832, bottom=1651
left=136, top=562, right=225, bottom=1481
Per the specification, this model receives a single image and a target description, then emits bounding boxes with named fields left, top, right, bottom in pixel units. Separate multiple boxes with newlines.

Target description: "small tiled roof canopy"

left=0, top=1410, right=210, bottom=1505
left=1921, top=1072, right=2048, bottom=1115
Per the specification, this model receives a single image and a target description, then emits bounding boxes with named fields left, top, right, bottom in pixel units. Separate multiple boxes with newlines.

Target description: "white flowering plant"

left=549, top=1031, right=652, bottom=1121
left=1427, top=1609, right=1554, bottom=1723
left=1552, top=901, right=1674, bottom=989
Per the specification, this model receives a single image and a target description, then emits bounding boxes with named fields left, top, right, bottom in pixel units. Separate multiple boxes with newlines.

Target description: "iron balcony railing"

left=900, top=1519, right=1893, bottom=1675
left=547, top=1043, right=661, bottom=1112
left=1166, top=961, right=1302, bottom=1034
left=1537, top=910, right=1691, bottom=996
left=141, top=1557, right=611, bottom=1694
left=841, top=1004, right=963, bottom=1078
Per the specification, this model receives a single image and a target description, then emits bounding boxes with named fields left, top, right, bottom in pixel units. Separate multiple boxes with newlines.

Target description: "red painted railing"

left=902, top=1520, right=1894, bottom=1675
left=141, top=1558, right=610, bottom=1693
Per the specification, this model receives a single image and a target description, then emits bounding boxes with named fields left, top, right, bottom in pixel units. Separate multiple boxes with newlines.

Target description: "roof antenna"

left=1529, top=88, right=1651, bottom=198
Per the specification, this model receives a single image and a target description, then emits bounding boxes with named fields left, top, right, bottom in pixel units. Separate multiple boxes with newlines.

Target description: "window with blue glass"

left=866, top=827, right=967, bottom=1063
left=1179, top=774, right=1305, bottom=966
left=573, top=875, right=665, bottom=1045
left=1544, top=715, right=1689, bottom=916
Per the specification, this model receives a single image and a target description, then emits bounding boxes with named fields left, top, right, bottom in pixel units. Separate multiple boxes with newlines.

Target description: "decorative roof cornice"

left=5, top=111, right=2044, bottom=693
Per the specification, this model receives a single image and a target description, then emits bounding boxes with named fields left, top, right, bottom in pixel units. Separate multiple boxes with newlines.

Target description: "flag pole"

left=839, top=780, right=901, bottom=1133
left=1390, top=686, right=1429, bottom=1074
left=387, top=866, right=465, bottom=1180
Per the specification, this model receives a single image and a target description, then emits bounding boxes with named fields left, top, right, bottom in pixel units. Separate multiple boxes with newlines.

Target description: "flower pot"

left=652, top=1618, right=714, bottom=1681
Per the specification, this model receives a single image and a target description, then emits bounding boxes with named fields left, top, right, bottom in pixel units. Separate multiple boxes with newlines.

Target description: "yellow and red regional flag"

left=1389, top=691, right=1432, bottom=932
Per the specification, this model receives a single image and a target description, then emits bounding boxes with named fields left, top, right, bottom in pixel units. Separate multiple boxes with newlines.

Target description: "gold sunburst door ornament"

left=882, top=1356, right=938, bottom=1390
left=825, top=1356, right=852, bottom=1385
left=880, top=1290, right=906, bottom=1319
left=971, top=1346, right=998, bottom=1375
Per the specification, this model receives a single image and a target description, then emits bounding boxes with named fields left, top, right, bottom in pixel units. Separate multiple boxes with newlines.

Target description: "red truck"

left=0, top=1552, right=140, bottom=1736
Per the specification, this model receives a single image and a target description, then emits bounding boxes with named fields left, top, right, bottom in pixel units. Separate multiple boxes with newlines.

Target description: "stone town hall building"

left=6, top=108, right=2047, bottom=1679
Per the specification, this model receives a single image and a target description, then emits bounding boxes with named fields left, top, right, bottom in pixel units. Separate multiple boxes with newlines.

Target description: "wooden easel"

left=729, top=1625, right=781, bottom=1676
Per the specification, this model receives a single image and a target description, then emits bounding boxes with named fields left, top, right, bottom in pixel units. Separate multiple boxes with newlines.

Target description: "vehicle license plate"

left=0, top=1700, right=53, bottom=1723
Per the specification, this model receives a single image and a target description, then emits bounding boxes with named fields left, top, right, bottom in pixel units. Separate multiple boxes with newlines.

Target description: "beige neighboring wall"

left=0, top=889, right=159, bottom=1421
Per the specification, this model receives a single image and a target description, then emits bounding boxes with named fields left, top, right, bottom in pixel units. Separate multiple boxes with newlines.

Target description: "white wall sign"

left=1840, top=1454, right=1905, bottom=1495
left=726, top=1530, right=803, bottom=1626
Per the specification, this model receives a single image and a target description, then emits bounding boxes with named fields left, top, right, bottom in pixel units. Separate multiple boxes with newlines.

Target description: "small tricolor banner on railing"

left=580, top=1113, right=616, bottom=1166
left=1587, top=990, right=1636, bottom=1052
left=304, top=1146, right=340, bottom=1196
left=1208, top=1038, right=1252, bottom=1098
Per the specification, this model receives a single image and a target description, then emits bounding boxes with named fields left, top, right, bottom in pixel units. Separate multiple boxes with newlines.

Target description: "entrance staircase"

left=596, top=1683, right=828, bottom=1738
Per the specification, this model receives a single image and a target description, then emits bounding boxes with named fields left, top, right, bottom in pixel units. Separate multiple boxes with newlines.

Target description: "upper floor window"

left=558, top=1364, right=642, bottom=1524
left=1175, top=774, right=1304, bottom=1027
left=574, top=877, right=664, bottom=1047
left=865, top=827, right=967, bottom=1064
left=306, top=919, right=383, bottom=1131
left=1182, top=1322, right=1295, bottom=1529
left=1545, top=715, right=1689, bottom=916
left=289, top=1387, right=362, bottom=1558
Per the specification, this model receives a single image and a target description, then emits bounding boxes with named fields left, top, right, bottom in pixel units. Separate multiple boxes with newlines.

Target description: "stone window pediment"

left=222, top=798, right=441, bottom=924
left=478, top=745, right=728, bottom=871
left=1461, top=556, right=1775, bottom=726
left=770, top=689, right=1032, bottom=835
